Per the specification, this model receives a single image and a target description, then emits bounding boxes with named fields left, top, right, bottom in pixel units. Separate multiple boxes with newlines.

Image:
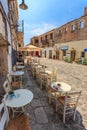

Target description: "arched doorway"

left=44, top=50, right=46, bottom=57
left=71, top=50, right=76, bottom=61
left=56, top=50, right=59, bottom=59
left=49, top=50, right=52, bottom=58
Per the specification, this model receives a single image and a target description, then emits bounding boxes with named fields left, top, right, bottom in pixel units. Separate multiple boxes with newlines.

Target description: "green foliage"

left=82, top=58, right=87, bottom=65
left=64, top=57, right=72, bottom=63
left=75, top=58, right=82, bottom=64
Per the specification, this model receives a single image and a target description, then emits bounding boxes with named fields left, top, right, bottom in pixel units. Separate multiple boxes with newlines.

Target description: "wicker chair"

left=56, top=91, right=82, bottom=123
left=46, top=67, right=58, bottom=91
left=0, top=101, right=30, bottom=130
left=39, top=72, right=48, bottom=89
left=7, top=114, right=30, bottom=130
left=7, top=73, right=22, bottom=90
left=48, top=86, right=60, bottom=104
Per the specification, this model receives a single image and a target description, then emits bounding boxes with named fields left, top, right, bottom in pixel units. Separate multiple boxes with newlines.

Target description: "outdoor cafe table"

left=51, top=82, right=71, bottom=93
left=16, top=65, right=25, bottom=70
left=16, top=62, right=24, bottom=65
left=5, top=89, right=33, bottom=116
left=45, top=70, right=52, bottom=75
left=10, top=71, right=24, bottom=86
left=10, top=71, right=24, bottom=76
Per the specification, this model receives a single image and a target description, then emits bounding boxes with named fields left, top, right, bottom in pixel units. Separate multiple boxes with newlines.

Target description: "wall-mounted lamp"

left=19, top=0, right=28, bottom=10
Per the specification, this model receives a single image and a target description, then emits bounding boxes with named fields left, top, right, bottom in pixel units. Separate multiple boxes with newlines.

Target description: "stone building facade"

left=30, top=7, right=87, bottom=60
left=8, top=0, right=19, bottom=66
left=0, top=0, right=12, bottom=86
left=30, top=29, right=55, bottom=48
left=0, top=0, right=24, bottom=91
left=17, top=20, right=24, bottom=61
left=30, top=29, right=55, bottom=57
left=54, top=7, right=87, bottom=61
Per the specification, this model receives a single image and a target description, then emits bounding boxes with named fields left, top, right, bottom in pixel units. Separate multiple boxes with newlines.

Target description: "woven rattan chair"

left=56, top=91, right=82, bottom=123
left=0, top=101, right=30, bottom=130
left=48, top=86, right=60, bottom=104
left=7, top=114, right=30, bottom=130
left=7, top=73, right=22, bottom=90
left=40, top=72, right=48, bottom=89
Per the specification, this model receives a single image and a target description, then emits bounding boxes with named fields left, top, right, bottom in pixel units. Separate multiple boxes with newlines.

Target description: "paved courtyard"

left=23, top=58, right=87, bottom=130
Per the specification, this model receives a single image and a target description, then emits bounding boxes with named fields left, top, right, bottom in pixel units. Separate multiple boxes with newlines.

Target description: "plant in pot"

left=56, top=83, right=61, bottom=90
left=57, top=83, right=61, bottom=87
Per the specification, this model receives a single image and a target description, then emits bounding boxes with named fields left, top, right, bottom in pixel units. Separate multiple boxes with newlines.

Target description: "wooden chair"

left=3, top=80, right=12, bottom=93
left=56, top=91, right=82, bottom=123
left=39, top=72, right=48, bottom=89
left=0, top=101, right=30, bottom=130
left=52, top=67, right=58, bottom=82
left=27, top=57, right=32, bottom=65
left=36, top=66, right=43, bottom=84
left=48, top=86, right=60, bottom=104
left=13, top=65, right=16, bottom=71
left=7, top=73, right=22, bottom=90
left=46, top=67, right=58, bottom=91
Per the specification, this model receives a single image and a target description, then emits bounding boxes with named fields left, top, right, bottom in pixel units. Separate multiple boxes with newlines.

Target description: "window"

left=41, top=37, right=42, bottom=42
left=50, top=33, right=53, bottom=39
left=35, top=39, right=38, bottom=43
left=65, top=27, right=68, bottom=33
left=63, top=50, right=66, bottom=56
left=58, top=30, right=62, bottom=35
left=80, top=21, right=84, bottom=28
left=71, top=25, right=75, bottom=31
left=45, top=35, right=47, bottom=42
left=18, top=44, right=21, bottom=47
left=81, top=52, right=85, bottom=57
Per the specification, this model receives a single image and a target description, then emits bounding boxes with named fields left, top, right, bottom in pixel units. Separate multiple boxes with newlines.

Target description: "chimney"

left=84, top=7, right=87, bottom=16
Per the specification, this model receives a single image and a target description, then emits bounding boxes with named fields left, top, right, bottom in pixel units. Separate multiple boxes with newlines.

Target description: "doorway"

left=71, top=50, right=76, bottom=61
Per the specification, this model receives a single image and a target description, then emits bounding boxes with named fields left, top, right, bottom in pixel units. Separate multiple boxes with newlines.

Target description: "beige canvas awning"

left=18, top=45, right=42, bottom=52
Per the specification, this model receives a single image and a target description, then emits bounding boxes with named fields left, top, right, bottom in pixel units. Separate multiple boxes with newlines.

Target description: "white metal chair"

left=0, top=101, right=9, bottom=130
left=3, top=80, right=12, bottom=93
left=56, top=91, right=82, bottom=123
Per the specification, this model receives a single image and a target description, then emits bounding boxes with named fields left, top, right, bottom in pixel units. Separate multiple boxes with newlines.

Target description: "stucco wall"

left=55, top=40, right=87, bottom=59
left=42, top=47, right=56, bottom=58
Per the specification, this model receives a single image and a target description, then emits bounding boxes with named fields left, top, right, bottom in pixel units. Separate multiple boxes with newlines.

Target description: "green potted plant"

left=57, top=83, right=61, bottom=86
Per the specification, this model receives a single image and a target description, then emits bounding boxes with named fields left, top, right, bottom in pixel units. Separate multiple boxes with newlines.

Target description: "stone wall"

left=54, top=7, right=87, bottom=43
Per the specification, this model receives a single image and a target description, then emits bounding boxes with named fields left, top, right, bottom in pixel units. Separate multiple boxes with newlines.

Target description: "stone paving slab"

left=35, top=107, right=48, bottom=123
left=23, top=59, right=87, bottom=130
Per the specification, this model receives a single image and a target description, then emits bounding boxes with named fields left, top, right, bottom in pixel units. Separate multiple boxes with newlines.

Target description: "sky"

left=18, top=0, right=87, bottom=45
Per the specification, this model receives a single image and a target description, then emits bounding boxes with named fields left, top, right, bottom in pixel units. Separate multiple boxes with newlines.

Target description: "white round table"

left=6, top=89, right=33, bottom=108
left=51, top=82, right=71, bottom=92
left=16, top=66, right=25, bottom=70
left=45, top=70, right=52, bottom=75
left=10, top=71, right=24, bottom=76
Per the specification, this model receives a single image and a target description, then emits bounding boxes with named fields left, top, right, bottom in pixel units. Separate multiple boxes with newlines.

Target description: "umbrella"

left=26, top=45, right=42, bottom=51
left=18, top=45, right=42, bottom=52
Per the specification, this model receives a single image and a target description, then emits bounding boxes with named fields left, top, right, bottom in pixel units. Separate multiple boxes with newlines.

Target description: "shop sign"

left=60, top=46, right=68, bottom=50
left=84, top=48, right=87, bottom=52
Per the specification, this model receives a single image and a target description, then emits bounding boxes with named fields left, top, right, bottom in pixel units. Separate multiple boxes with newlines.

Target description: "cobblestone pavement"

left=23, top=58, right=87, bottom=130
